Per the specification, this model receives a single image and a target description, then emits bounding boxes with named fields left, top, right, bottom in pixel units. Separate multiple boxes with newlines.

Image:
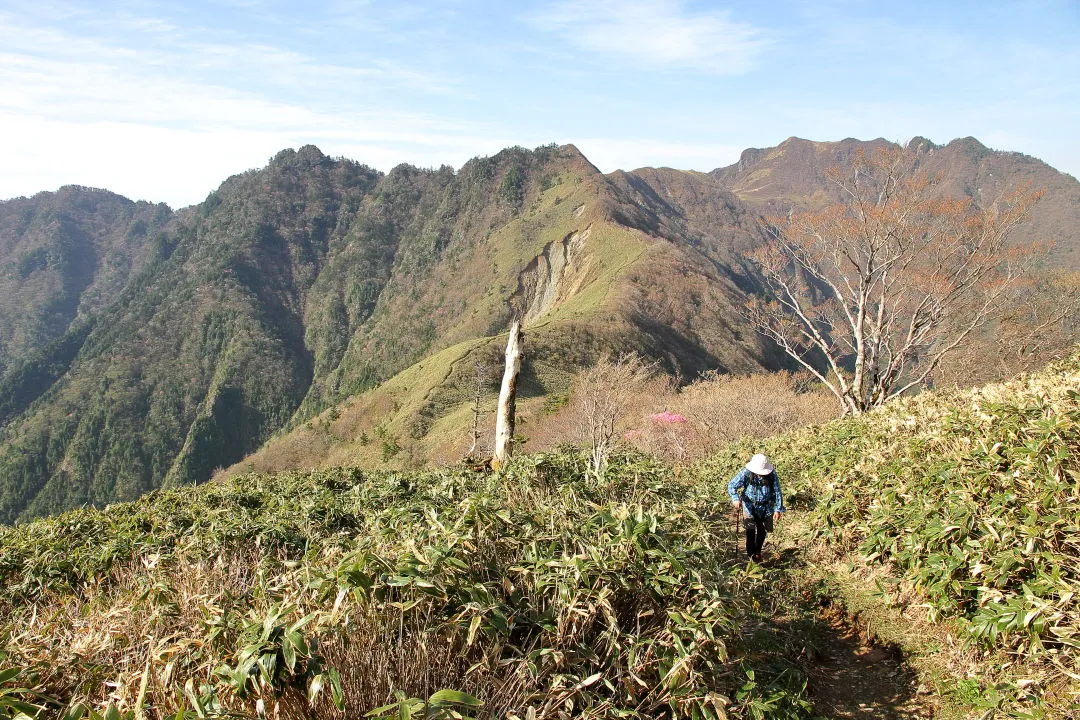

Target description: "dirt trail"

left=763, top=522, right=938, bottom=719
left=806, top=603, right=934, bottom=719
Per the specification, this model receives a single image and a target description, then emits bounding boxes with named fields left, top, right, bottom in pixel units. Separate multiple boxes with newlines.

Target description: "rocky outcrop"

left=512, top=225, right=591, bottom=321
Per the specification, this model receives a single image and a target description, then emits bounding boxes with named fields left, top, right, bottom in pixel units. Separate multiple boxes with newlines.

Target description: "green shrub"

left=0, top=453, right=814, bottom=719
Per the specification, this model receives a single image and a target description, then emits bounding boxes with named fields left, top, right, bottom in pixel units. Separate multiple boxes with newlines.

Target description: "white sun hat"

left=746, top=453, right=774, bottom=475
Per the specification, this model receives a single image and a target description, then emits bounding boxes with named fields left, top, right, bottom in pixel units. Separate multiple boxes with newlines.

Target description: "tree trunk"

left=492, top=321, right=522, bottom=468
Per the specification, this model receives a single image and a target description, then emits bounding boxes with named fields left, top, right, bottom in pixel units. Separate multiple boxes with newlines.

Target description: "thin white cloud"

left=0, top=10, right=453, bottom=99
left=530, top=0, right=768, bottom=73
left=0, top=10, right=497, bottom=206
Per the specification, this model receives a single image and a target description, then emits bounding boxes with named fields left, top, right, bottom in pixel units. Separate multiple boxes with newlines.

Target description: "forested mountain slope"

left=0, top=187, right=172, bottom=379
left=0, top=144, right=785, bottom=522
left=1, top=150, right=372, bottom=519
left=2, top=137, right=1079, bottom=522
left=0, top=188, right=171, bottom=408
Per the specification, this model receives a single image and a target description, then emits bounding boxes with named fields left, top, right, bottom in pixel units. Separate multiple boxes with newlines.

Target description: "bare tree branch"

left=748, top=146, right=1045, bottom=414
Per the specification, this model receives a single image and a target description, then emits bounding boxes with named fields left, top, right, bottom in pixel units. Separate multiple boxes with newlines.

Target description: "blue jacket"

left=727, top=468, right=785, bottom=517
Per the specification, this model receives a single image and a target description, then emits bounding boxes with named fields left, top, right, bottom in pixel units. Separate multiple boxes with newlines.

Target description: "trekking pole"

left=732, top=501, right=740, bottom=559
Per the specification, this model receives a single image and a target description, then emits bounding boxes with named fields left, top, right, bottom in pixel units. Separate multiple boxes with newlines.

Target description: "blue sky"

left=1, top=0, right=1077, bottom=208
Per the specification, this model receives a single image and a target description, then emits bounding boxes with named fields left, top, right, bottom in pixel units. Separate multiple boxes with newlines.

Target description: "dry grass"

left=526, top=369, right=837, bottom=464
left=7, top=354, right=1078, bottom=718
left=662, top=371, right=838, bottom=461
left=3, top=547, right=263, bottom=712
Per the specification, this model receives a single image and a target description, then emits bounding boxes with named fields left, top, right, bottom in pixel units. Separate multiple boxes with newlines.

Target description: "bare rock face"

left=513, top=225, right=591, bottom=322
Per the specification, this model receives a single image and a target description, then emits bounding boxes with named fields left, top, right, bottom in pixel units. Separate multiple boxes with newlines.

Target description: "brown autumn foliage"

left=746, top=145, right=1045, bottom=415
left=932, top=270, right=1080, bottom=387
left=527, top=366, right=836, bottom=465
left=625, top=371, right=837, bottom=463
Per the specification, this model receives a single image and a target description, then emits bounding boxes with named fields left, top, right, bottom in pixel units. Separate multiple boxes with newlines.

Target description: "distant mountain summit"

left=1, top=136, right=1077, bottom=522
left=710, top=136, right=895, bottom=210
left=0, top=187, right=172, bottom=377
left=711, top=136, right=1080, bottom=268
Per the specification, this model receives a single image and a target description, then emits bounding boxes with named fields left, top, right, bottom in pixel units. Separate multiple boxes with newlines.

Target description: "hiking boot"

left=752, top=553, right=763, bottom=563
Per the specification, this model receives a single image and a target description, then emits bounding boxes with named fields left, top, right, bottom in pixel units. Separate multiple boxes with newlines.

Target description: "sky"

left=1, top=0, right=1078, bottom=208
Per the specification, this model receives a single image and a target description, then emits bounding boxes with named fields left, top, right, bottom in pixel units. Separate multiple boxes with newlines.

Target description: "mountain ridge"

left=1, top=136, right=1078, bottom=522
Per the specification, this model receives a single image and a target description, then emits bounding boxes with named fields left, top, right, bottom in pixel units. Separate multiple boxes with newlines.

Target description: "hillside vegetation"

left=2, top=136, right=1078, bottom=525
left=701, top=349, right=1080, bottom=715
left=2, top=350, right=1078, bottom=718
left=0, top=143, right=784, bottom=523
left=0, top=455, right=821, bottom=719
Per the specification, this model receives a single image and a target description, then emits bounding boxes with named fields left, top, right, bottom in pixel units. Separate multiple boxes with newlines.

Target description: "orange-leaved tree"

left=746, top=146, right=1044, bottom=415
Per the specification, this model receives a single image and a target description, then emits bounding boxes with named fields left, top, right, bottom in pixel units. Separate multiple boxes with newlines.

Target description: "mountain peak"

left=777, top=136, right=811, bottom=147
left=556, top=143, right=592, bottom=164
left=269, top=144, right=329, bottom=169
left=907, top=136, right=938, bottom=153
left=943, top=136, right=992, bottom=161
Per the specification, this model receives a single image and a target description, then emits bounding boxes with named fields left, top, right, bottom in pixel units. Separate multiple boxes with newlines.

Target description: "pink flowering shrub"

left=650, top=411, right=687, bottom=424
left=626, top=371, right=836, bottom=462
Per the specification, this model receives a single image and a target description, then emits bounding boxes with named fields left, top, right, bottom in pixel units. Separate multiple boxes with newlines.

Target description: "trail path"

left=805, top=602, right=934, bottom=719
left=754, top=517, right=938, bottom=719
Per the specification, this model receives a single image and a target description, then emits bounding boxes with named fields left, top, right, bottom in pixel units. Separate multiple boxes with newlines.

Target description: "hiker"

left=728, top=453, right=785, bottom=563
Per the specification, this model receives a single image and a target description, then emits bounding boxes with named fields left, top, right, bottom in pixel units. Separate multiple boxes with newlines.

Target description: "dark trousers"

left=743, top=514, right=773, bottom=557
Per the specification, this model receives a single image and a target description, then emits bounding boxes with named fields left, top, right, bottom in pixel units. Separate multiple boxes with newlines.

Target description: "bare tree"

left=570, top=354, right=656, bottom=474
left=746, top=146, right=1044, bottom=414
left=464, top=359, right=492, bottom=459
left=492, top=321, right=523, bottom=468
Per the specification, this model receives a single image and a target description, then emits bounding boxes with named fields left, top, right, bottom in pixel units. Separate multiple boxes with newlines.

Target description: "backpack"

left=740, top=471, right=775, bottom=520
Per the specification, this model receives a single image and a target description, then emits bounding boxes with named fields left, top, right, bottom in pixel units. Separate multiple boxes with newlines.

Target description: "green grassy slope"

left=225, top=317, right=651, bottom=474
